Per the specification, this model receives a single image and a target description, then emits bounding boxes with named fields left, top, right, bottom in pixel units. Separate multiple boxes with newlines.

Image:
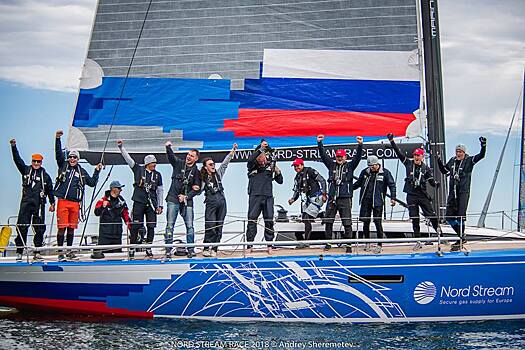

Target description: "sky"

left=0, top=0, right=523, bottom=233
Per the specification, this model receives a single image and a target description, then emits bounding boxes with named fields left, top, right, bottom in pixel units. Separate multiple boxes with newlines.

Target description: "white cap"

left=68, top=150, right=80, bottom=158
left=367, top=155, right=380, bottom=166
left=144, top=154, right=157, bottom=165
left=455, top=144, right=467, bottom=153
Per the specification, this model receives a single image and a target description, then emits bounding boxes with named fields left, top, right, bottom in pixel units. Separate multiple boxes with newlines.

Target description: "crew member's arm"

left=436, top=156, right=450, bottom=175
left=349, top=136, right=364, bottom=171
left=55, top=130, right=65, bottom=168
left=425, top=167, right=438, bottom=187
left=316, top=135, right=333, bottom=169
left=122, top=205, right=131, bottom=229
left=165, top=141, right=185, bottom=167
left=386, top=169, right=397, bottom=205
left=247, top=148, right=263, bottom=171
left=473, top=136, right=487, bottom=164
left=156, top=175, right=164, bottom=211
left=315, top=170, right=327, bottom=195
left=83, top=165, right=102, bottom=187
left=117, top=141, right=135, bottom=168
left=352, top=169, right=365, bottom=190
left=273, top=165, right=284, bottom=184
left=94, top=197, right=107, bottom=216
left=289, top=176, right=301, bottom=204
left=387, top=133, right=408, bottom=164
left=217, top=143, right=237, bottom=178
left=10, top=140, right=26, bottom=175
left=44, top=172, right=56, bottom=210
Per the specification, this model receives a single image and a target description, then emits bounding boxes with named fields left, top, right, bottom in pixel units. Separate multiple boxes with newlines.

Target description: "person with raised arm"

left=199, top=143, right=237, bottom=257
left=246, top=139, right=283, bottom=253
left=288, top=158, right=327, bottom=248
left=164, top=141, right=201, bottom=259
left=317, top=134, right=363, bottom=253
left=117, top=139, right=163, bottom=259
left=10, top=138, right=55, bottom=262
left=387, top=133, right=441, bottom=250
left=437, top=137, right=487, bottom=251
left=55, top=130, right=102, bottom=261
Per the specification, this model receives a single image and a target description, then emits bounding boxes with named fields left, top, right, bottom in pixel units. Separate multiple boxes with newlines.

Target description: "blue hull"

left=0, top=249, right=524, bottom=322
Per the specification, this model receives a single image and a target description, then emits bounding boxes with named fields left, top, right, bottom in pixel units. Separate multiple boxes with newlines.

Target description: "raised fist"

left=387, top=133, right=394, bottom=141
left=288, top=198, right=294, bottom=205
left=260, top=140, right=269, bottom=149
left=117, top=139, right=123, bottom=147
left=9, top=139, right=16, bottom=146
left=232, top=143, right=238, bottom=151
left=56, top=130, right=64, bottom=138
left=95, top=163, right=103, bottom=171
left=479, top=136, right=487, bottom=145
left=317, top=134, right=325, bottom=142
left=356, top=136, right=363, bottom=144
left=165, top=141, right=172, bottom=147
left=103, top=200, right=109, bottom=208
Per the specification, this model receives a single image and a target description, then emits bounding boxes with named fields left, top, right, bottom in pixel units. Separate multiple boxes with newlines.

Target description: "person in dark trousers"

left=317, top=134, right=363, bottom=252
left=10, top=139, right=55, bottom=262
left=91, top=180, right=131, bottom=259
left=198, top=143, right=237, bottom=257
left=387, top=133, right=442, bottom=250
left=437, top=137, right=486, bottom=251
left=246, top=140, right=284, bottom=253
left=164, top=141, right=201, bottom=258
left=353, top=155, right=396, bottom=253
left=118, top=140, right=163, bottom=259
left=288, top=158, right=327, bottom=248
left=55, top=130, right=101, bottom=261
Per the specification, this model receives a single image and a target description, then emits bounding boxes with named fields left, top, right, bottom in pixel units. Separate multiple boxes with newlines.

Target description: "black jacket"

left=318, top=141, right=363, bottom=199
left=11, top=145, right=54, bottom=205
left=247, top=148, right=283, bottom=196
left=54, top=138, right=99, bottom=202
left=131, top=164, right=163, bottom=208
left=95, top=191, right=130, bottom=239
left=437, top=144, right=486, bottom=197
left=354, top=167, right=396, bottom=207
left=165, top=146, right=200, bottom=204
left=291, top=167, right=327, bottom=201
left=389, top=140, right=436, bottom=196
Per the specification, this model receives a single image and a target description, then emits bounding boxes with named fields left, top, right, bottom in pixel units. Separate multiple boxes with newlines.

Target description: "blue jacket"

left=354, top=167, right=396, bottom=207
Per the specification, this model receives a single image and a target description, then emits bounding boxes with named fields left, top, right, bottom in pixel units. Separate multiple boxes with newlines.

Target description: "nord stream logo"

left=413, top=281, right=437, bottom=304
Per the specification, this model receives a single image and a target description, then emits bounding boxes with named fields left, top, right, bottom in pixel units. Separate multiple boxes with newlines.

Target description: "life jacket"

left=134, top=166, right=160, bottom=192
left=176, top=164, right=196, bottom=195
left=203, top=172, right=224, bottom=196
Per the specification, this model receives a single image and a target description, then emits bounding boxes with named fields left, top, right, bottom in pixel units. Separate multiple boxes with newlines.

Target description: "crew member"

left=353, top=155, right=396, bottom=253
left=10, top=139, right=55, bottom=261
left=387, top=133, right=441, bottom=250
left=199, top=144, right=237, bottom=257
left=92, top=180, right=131, bottom=259
left=317, top=134, right=363, bottom=252
left=55, top=130, right=101, bottom=261
left=437, top=137, right=486, bottom=250
left=118, top=140, right=163, bottom=259
left=246, top=140, right=283, bottom=253
left=288, top=158, right=327, bottom=248
left=164, top=141, right=201, bottom=258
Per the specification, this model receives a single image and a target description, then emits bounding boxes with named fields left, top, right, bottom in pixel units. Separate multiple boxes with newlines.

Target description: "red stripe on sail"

left=222, top=109, right=415, bottom=137
left=0, top=296, right=153, bottom=319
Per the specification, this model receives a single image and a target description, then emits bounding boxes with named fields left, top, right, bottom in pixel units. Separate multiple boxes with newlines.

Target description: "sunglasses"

left=207, top=162, right=215, bottom=166
left=293, top=164, right=301, bottom=168
left=68, top=156, right=78, bottom=159
left=32, top=160, right=42, bottom=163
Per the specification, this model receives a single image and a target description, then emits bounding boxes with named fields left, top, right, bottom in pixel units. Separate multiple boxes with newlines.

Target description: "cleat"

left=33, top=253, right=44, bottom=261
left=16, top=253, right=23, bottom=262
left=412, top=242, right=423, bottom=251
left=58, top=254, right=66, bottom=262
left=66, top=252, right=79, bottom=261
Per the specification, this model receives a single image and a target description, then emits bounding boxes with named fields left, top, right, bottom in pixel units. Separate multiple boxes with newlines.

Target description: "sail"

left=519, top=70, right=525, bottom=231
left=68, top=0, right=422, bottom=164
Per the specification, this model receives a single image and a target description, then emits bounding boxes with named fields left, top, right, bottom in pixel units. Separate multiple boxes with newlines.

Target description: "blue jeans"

left=165, top=201, right=195, bottom=252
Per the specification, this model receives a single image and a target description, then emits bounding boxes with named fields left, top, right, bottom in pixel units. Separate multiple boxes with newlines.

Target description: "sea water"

left=1, top=313, right=525, bottom=350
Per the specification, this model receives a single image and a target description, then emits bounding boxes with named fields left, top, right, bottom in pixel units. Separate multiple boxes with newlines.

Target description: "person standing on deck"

left=353, top=155, right=397, bottom=254
left=317, top=134, right=363, bottom=253
left=55, top=130, right=101, bottom=261
left=10, top=139, right=55, bottom=262
left=437, top=137, right=487, bottom=251
left=117, top=140, right=163, bottom=259
left=387, top=133, right=442, bottom=250
left=198, top=143, right=237, bottom=257
left=246, top=140, right=284, bottom=253
left=164, top=142, right=201, bottom=259
left=91, top=180, right=131, bottom=259
left=288, top=158, right=327, bottom=248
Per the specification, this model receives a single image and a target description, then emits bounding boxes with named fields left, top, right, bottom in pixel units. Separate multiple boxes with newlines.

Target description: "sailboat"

left=1, top=0, right=524, bottom=322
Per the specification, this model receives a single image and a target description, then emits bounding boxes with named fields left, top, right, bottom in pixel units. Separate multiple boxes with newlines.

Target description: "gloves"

left=387, top=133, right=394, bottom=141
left=479, top=136, right=487, bottom=146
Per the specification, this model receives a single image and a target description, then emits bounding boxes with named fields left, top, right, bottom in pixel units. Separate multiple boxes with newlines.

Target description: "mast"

left=420, top=0, right=448, bottom=218
left=519, top=69, right=525, bottom=231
